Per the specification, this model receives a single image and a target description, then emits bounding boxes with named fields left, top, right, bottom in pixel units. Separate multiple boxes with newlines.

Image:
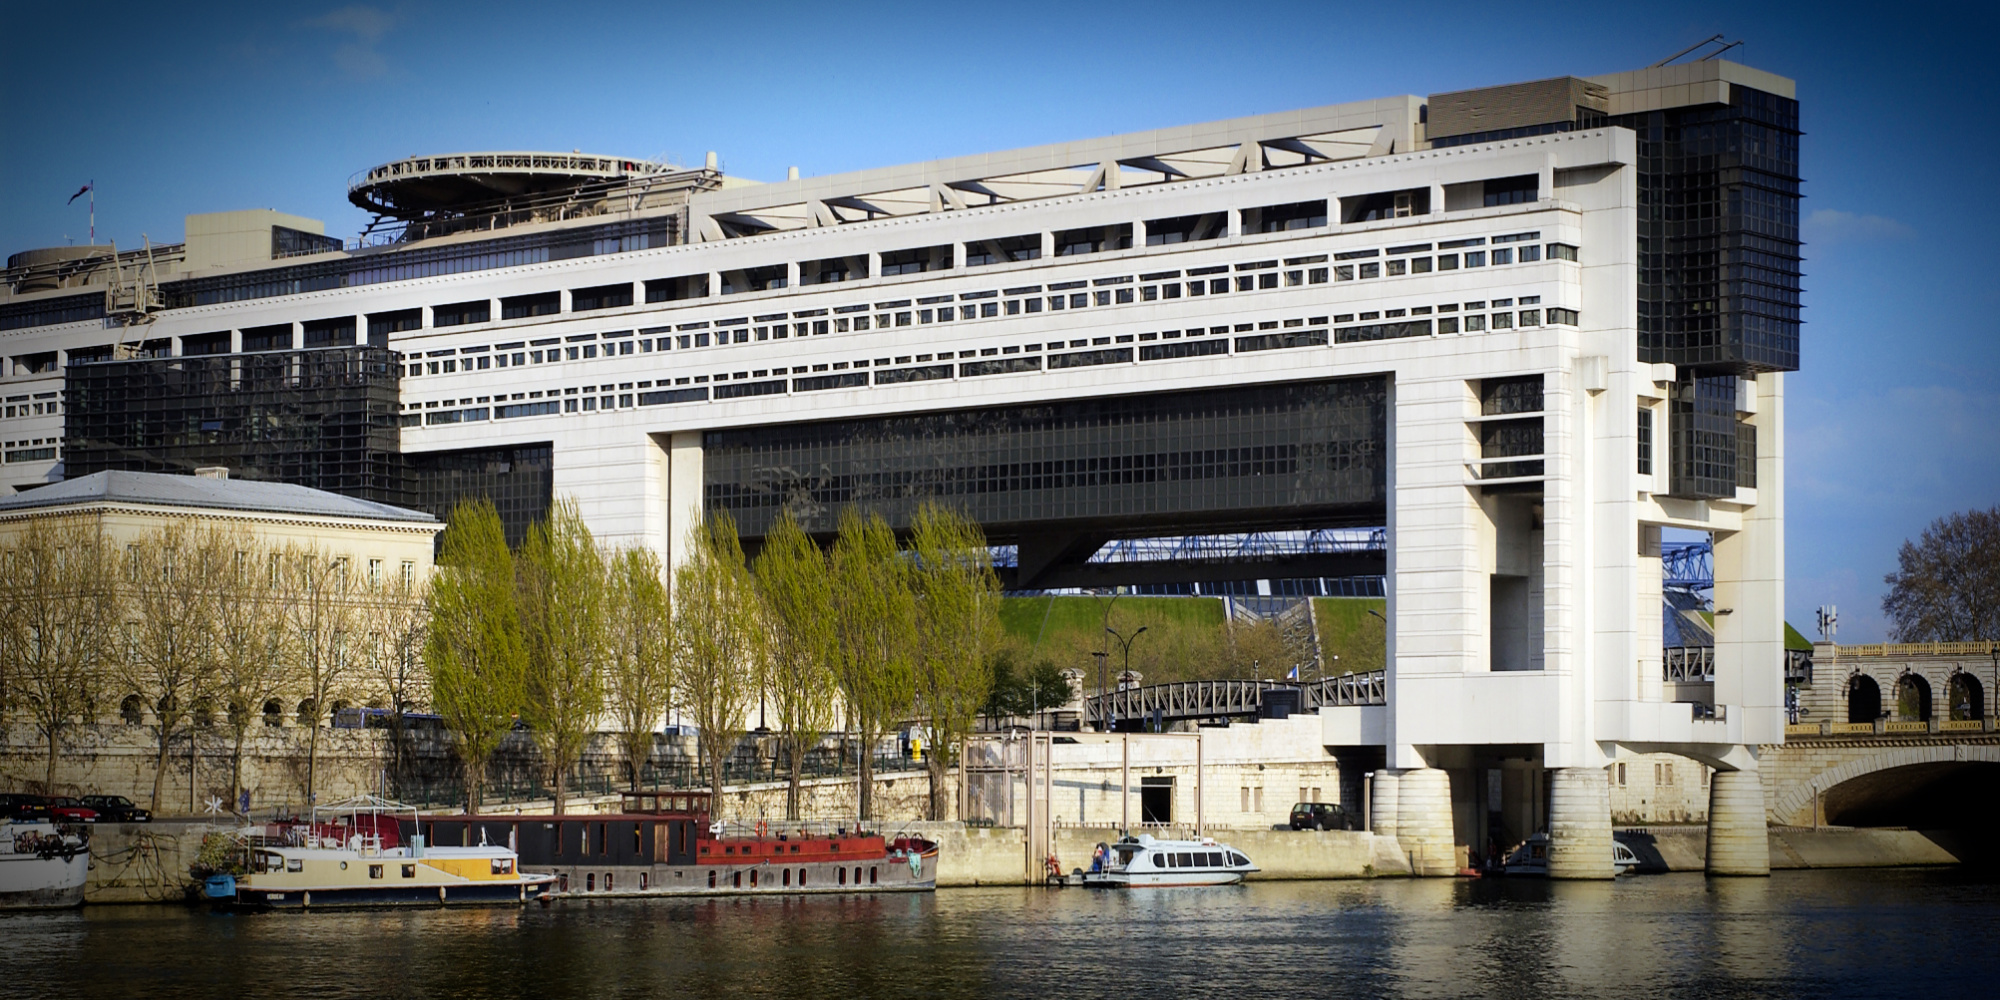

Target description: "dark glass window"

left=433, top=299, right=490, bottom=327
left=703, top=377, right=1388, bottom=543
left=408, top=443, right=554, bottom=549
left=1481, top=376, right=1543, bottom=416
left=501, top=292, right=560, bottom=319
left=1667, top=373, right=1739, bottom=499
left=1637, top=408, right=1653, bottom=475
left=570, top=283, right=633, bottom=311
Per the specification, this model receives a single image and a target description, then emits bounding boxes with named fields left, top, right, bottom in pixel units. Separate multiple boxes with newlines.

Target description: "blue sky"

left=3, top=1, right=1995, bottom=641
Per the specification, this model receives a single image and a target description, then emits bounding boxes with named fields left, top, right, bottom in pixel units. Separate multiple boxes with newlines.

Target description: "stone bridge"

left=1761, top=731, right=2000, bottom=826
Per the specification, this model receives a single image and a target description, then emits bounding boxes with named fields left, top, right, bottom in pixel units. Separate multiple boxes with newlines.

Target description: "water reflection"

left=1, top=870, right=1994, bottom=999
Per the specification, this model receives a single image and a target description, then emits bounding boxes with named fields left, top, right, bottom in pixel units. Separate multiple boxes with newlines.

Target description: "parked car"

left=0, top=793, right=52, bottom=821
left=1288, top=802, right=1357, bottom=831
left=33, top=796, right=99, bottom=823
left=80, top=795, right=151, bottom=823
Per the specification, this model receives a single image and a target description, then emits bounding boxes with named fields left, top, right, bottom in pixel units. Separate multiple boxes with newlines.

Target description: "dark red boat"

left=403, top=791, right=938, bottom=898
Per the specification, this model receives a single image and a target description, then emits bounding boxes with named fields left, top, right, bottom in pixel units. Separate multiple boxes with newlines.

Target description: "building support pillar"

left=1370, top=769, right=1400, bottom=846
left=1706, top=768, right=1771, bottom=876
left=1547, top=767, right=1615, bottom=879
left=1397, top=767, right=1455, bottom=876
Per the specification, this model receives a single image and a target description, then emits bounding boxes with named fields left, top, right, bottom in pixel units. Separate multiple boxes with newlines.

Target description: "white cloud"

left=303, top=6, right=396, bottom=79
left=1803, top=208, right=1914, bottom=246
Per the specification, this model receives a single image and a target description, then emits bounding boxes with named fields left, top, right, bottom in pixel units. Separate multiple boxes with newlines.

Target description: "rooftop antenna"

left=1652, top=34, right=1726, bottom=67
left=1701, top=40, right=1744, bottom=61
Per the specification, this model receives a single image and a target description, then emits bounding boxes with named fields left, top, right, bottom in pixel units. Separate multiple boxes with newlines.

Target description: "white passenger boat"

left=0, top=819, right=90, bottom=910
left=1076, top=834, right=1257, bottom=888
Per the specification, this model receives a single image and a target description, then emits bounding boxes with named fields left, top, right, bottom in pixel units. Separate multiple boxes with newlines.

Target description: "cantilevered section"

left=687, top=96, right=1420, bottom=239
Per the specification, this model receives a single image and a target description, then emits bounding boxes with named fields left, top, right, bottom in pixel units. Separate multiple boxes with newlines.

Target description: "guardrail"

left=1827, top=641, right=2000, bottom=658
left=1784, top=719, right=1995, bottom=737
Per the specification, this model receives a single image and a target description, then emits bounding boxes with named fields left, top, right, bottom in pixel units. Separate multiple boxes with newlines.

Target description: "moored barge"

left=408, top=791, right=938, bottom=899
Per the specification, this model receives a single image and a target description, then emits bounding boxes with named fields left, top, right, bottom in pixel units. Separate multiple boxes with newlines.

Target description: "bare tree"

left=424, top=499, right=528, bottom=815
left=605, top=546, right=673, bottom=792
left=360, top=569, right=431, bottom=795
left=0, top=516, right=119, bottom=789
left=752, top=512, right=838, bottom=821
left=1883, top=505, right=2000, bottom=642
left=272, top=543, right=361, bottom=808
left=672, top=513, right=763, bottom=811
left=518, top=498, right=608, bottom=815
left=119, top=521, right=225, bottom=814
left=908, top=503, right=1001, bottom=821
left=828, top=508, right=915, bottom=824
left=207, top=529, right=285, bottom=812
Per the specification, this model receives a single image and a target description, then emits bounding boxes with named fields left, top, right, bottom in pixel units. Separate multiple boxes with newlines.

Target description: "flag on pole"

left=1286, top=665, right=1299, bottom=680
left=67, top=183, right=92, bottom=205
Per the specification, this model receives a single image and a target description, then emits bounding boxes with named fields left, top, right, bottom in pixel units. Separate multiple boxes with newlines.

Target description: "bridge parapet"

left=1087, top=670, right=1387, bottom=726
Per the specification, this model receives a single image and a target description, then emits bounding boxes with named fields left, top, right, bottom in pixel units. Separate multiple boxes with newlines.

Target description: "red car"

left=28, top=795, right=99, bottom=823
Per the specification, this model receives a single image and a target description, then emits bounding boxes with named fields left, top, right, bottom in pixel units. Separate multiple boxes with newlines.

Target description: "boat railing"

left=706, top=818, right=879, bottom=841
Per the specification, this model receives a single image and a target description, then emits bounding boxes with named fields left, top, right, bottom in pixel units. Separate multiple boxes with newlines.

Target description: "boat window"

left=369, top=865, right=383, bottom=879
left=1230, top=853, right=1247, bottom=866
left=402, top=864, right=417, bottom=878
left=287, top=858, right=302, bottom=873
left=491, top=858, right=513, bottom=875
left=1177, top=852, right=1192, bottom=867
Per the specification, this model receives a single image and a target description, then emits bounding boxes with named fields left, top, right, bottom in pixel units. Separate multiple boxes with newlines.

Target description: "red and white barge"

left=405, top=791, right=938, bottom=899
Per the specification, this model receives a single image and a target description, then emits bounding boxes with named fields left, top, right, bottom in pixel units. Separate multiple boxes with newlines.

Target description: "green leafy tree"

left=606, top=546, right=674, bottom=792
left=909, top=503, right=1002, bottom=820
left=0, top=516, right=119, bottom=790
left=518, top=498, right=609, bottom=815
left=424, top=500, right=528, bottom=815
left=752, top=512, right=838, bottom=821
left=984, top=646, right=1073, bottom=719
left=672, top=513, right=763, bottom=810
left=829, top=509, right=915, bottom=823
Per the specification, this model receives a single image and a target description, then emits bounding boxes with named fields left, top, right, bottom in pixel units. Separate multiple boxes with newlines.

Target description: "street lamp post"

left=1105, top=625, right=1148, bottom=730
left=1092, top=650, right=1110, bottom=732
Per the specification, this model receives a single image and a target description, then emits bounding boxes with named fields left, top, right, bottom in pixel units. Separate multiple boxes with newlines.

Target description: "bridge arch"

left=1771, top=743, right=2000, bottom=826
left=1846, top=673, right=1881, bottom=724
left=1947, top=670, right=1986, bottom=722
left=1894, top=672, right=1933, bottom=723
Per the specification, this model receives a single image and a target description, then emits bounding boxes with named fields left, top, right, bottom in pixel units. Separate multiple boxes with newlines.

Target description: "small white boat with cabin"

left=0, top=818, right=90, bottom=910
left=1074, top=834, right=1257, bottom=888
left=1500, top=832, right=1642, bottom=876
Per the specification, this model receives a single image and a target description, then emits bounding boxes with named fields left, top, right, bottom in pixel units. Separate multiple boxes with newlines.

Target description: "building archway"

left=120, top=694, right=145, bottom=726
left=1895, top=672, right=1932, bottom=722
left=1847, top=673, right=1881, bottom=723
left=1948, top=671, right=1986, bottom=722
left=262, top=699, right=284, bottom=727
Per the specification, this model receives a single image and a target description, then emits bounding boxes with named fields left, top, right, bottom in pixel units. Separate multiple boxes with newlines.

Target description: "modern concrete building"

left=0, top=58, right=1801, bottom=875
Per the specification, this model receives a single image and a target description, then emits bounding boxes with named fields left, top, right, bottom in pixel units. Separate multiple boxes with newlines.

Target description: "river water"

left=4, top=869, right=1996, bottom=998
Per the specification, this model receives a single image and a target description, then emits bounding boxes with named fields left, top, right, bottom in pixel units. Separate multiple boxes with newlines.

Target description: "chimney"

left=194, top=467, right=229, bottom=480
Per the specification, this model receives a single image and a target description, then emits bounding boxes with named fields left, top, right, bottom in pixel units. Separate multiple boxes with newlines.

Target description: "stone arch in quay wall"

left=1764, top=740, right=2000, bottom=826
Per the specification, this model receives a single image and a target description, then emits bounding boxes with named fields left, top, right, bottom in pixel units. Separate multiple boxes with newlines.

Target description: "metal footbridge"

left=1086, top=670, right=1386, bottom=727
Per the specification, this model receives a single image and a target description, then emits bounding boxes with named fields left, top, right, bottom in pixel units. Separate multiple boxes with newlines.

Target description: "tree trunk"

left=552, top=766, right=568, bottom=817
left=858, top=732, right=875, bottom=823
left=152, top=724, right=171, bottom=816
left=231, top=727, right=247, bottom=815
left=927, top=751, right=947, bottom=821
left=467, top=756, right=482, bottom=817
left=706, top=734, right=726, bottom=821
left=787, top=740, right=803, bottom=821
left=43, top=727, right=60, bottom=792
left=306, top=717, right=321, bottom=809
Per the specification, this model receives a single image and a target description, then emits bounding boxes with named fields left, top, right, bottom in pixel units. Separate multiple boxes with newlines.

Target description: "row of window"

left=405, top=303, right=1579, bottom=427
left=400, top=232, right=1578, bottom=382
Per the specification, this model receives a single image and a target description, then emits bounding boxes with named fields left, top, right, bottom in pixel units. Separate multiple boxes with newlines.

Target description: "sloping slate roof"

left=0, top=471, right=436, bottom=524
